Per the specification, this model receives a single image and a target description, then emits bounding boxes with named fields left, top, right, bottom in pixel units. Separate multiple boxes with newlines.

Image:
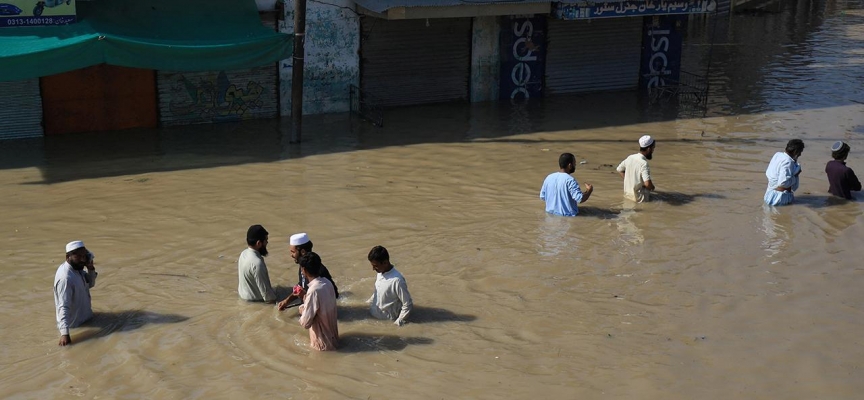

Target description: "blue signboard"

left=556, top=0, right=716, bottom=20
left=499, top=16, right=546, bottom=102
left=640, top=15, right=686, bottom=93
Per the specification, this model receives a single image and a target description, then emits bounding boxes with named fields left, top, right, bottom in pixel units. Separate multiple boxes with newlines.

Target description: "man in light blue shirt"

left=540, top=153, right=594, bottom=216
left=764, top=139, right=804, bottom=206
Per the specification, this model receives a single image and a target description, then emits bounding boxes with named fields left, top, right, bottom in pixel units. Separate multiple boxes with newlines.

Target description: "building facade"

left=280, top=0, right=717, bottom=117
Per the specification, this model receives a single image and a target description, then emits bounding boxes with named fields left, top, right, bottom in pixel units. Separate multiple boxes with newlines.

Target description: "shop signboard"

left=0, top=0, right=76, bottom=28
left=556, top=0, right=716, bottom=19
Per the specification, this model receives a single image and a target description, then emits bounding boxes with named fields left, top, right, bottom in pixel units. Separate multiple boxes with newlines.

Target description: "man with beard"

left=277, top=233, right=338, bottom=311
left=238, top=225, right=277, bottom=303
left=540, top=152, right=594, bottom=216
left=616, top=135, right=657, bottom=203
left=54, top=241, right=99, bottom=346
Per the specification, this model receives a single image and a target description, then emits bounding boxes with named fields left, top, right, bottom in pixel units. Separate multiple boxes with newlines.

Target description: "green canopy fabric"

left=0, top=0, right=292, bottom=81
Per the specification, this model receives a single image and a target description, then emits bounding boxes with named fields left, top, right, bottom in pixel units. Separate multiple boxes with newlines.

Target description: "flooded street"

left=2, top=1, right=864, bottom=398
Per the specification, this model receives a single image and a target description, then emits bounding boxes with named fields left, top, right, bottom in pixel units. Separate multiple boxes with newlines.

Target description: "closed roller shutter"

left=0, top=79, right=43, bottom=139
left=546, top=18, right=642, bottom=95
left=361, top=17, right=471, bottom=108
left=156, top=14, right=279, bottom=126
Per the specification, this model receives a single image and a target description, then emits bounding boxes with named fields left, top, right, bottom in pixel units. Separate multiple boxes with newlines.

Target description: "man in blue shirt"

left=540, top=153, right=594, bottom=216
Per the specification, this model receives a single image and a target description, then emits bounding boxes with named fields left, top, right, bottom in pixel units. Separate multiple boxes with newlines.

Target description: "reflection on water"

left=2, top=0, right=864, bottom=398
left=616, top=207, right=645, bottom=246
left=760, top=205, right=793, bottom=260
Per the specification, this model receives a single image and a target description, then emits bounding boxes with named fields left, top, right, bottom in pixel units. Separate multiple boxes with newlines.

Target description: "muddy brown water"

left=2, top=1, right=864, bottom=398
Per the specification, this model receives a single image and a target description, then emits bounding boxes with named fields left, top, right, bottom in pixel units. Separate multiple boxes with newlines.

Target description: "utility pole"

left=290, top=0, right=307, bottom=143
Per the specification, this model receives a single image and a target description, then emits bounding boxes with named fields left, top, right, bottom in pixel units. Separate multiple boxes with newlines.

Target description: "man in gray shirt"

left=238, top=225, right=277, bottom=303
left=54, top=240, right=98, bottom=346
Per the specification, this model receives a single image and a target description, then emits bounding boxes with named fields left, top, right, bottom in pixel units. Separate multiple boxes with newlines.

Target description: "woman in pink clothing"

left=297, top=252, right=339, bottom=351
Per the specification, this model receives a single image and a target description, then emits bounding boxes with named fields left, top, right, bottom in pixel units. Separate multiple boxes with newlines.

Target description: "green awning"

left=0, top=0, right=292, bottom=82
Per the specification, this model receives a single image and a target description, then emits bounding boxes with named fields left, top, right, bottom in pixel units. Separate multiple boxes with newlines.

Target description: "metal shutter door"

left=0, top=79, right=43, bottom=139
left=156, top=15, right=279, bottom=126
left=361, top=17, right=472, bottom=108
left=546, top=18, right=642, bottom=95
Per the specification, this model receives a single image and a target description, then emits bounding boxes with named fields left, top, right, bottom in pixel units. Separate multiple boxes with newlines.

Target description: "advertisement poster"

left=0, top=0, right=76, bottom=28
left=499, top=16, right=546, bottom=103
left=640, top=15, right=686, bottom=93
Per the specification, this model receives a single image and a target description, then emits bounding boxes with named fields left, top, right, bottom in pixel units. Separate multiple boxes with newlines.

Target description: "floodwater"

left=2, top=1, right=864, bottom=398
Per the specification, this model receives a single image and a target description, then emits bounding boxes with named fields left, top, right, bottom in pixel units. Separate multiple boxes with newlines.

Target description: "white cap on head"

left=639, top=135, right=655, bottom=148
left=66, top=241, right=85, bottom=253
left=831, top=141, right=845, bottom=152
left=289, top=233, right=310, bottom=246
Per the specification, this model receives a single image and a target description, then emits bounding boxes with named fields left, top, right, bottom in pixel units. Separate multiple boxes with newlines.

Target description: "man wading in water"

left=616, top=135, right=656, bottom=203
left=54, top=241, right=99, bottom=346
left=539, top=152, right=594, bottom=216
left=278, top=233, right=338, bottom=310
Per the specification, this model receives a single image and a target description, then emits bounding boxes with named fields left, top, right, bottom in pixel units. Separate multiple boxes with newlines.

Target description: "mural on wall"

left=158, top=66, right=278, bottom=126
left=499, top=16, right=546, bottom=103
left=0, top=0, right=76, bottom=27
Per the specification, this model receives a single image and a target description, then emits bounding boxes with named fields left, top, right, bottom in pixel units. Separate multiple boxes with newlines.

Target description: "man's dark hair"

left=246, top=225, right=268, bottom=246
left=368, top=245, right=390, bottom=263
left=296, top=240, right=313, bottom=253
left=558, top=153, right=576, bottom=169
left=640, top=142, right=656, bottom=152
left=832, top=142, right=851, bottom=161
left=299, top=252, right=323, bottom=277
left=786, top=139, right=805, bottom=156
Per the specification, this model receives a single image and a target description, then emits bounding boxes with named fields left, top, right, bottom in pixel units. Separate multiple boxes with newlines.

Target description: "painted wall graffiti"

left=158, top=67, right=278, bottom=126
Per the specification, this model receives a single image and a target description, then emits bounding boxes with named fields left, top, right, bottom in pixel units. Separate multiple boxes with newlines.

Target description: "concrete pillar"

left=470, top=16, right=501, bottom=103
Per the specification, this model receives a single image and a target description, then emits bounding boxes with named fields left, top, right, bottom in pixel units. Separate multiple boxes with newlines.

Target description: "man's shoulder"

left=388, top=267, right=407, bottom=280
left=543, top=172, right=560, bottom=182
left=240, top=248, right=264, bottom=264
left=54, top=263, right=72, bottom=281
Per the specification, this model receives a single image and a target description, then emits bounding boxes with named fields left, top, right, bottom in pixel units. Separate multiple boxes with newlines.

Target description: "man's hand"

left=584, top=183, right=594, bottom=193
left=59, top=335, right=71, bottom=346
left=277, top=294, right=298, bottom=311
left=86, top=259, right=95, bottom=272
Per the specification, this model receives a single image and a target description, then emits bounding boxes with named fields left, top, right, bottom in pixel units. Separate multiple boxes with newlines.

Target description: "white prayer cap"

left=831, top=141, right=845, bottom=152
left=66, top=241, right=85, bottom=253
left=639, top=135, right=655, bottom=148
left=289, top=233, right=310, bottom=246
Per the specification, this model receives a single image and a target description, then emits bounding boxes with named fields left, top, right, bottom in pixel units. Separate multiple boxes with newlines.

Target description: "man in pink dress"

left=297, top=252, right=339, bottom=351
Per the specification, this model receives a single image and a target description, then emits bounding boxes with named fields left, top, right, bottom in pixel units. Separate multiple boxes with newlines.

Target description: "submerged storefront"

left=0, top=0, right=291, bottom=138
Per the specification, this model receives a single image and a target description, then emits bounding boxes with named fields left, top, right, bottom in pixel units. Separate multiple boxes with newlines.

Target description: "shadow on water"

left=575, top=206, right=620, bottom=219
left=337, top=333, right=434, bottom=353
left=793, top=194, right=855, bottom=208
left=73, top=310, right=189, bottom=344
left=652, top=191, right=727, bottom=206
left=337, top=305, right=477, bottom=324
